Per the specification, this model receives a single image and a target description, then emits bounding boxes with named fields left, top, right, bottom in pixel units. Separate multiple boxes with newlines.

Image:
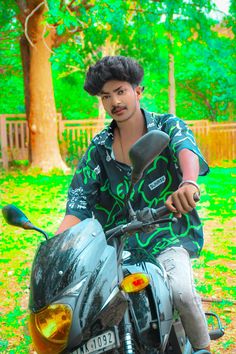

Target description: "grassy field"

left=0, top=167, right=235, bottom=353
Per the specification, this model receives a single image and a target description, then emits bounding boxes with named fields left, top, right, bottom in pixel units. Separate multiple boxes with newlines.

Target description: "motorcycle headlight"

left=29, top=303, right=72, bottom=354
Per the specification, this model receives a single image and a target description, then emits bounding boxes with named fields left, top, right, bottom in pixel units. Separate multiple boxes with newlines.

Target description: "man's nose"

left=111, top=94, right=121, bottom=106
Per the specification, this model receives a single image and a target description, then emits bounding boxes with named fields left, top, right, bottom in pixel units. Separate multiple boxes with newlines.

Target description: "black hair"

left=84, top=56, right=144, bottom=96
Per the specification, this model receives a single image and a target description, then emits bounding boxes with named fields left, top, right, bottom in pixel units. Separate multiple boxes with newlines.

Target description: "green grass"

left=0, top=167, right=235, bottom=353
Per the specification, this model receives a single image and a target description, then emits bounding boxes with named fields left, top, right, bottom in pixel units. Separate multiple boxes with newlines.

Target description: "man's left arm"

left=165, top=148, right=200, bottom=217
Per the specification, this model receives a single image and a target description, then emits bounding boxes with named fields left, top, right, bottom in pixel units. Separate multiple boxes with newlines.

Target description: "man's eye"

left=102, top=95, right=109, bottom=100
left=118, top=90, right=124, bottom=95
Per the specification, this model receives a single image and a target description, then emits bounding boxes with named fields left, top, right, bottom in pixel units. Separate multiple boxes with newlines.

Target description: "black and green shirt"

left=66, top=109, right=209, bottom=258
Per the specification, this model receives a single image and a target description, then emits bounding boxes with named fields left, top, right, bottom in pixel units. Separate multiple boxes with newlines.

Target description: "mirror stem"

left=127, top=201, right=136, bottom=220
left=32, top=227, right=49, bottom=240
left=23, top=222, right=49, bottom=240
left=125, top=185, right=137, bottom=220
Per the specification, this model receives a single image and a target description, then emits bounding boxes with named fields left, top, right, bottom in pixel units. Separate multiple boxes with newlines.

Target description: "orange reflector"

left=120, top=273, right=150, bottom=293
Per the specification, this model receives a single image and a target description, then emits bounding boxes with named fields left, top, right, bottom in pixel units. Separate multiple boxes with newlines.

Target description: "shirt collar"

left=103, top=108, right=157, bottom=149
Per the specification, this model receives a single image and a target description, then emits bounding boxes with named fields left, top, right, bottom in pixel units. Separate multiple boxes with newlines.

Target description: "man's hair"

left=84, top=56, right=144, bottom=96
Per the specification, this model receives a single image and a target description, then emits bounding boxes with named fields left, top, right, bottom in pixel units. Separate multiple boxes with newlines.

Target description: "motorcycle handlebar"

left=105, top=192, right=200, bottom=240
left=150, top=192, right=199, bottom=220
left=105, top=205, right=171, bottom=239
left=150, top=205, right=170, bottom=219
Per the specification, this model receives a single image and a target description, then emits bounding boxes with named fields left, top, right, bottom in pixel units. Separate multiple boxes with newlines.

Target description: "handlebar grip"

left=151, top=193, right=200, bottom=220
left=151, top=206, right=170, bottom=219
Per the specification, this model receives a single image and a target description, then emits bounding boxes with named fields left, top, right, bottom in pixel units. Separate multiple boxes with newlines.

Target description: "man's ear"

left=135, top=85, right=143, bottom=99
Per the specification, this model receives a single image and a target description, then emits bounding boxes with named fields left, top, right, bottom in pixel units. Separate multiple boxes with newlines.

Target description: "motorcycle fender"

left=124, top=260, right=173, bottom=348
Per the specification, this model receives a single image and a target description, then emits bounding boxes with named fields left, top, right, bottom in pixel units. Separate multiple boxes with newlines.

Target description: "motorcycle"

left=2, top=130, right=224, bottom=354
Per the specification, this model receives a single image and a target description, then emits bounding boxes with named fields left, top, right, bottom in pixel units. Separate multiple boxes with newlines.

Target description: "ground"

left=0, top=167, right=235, bottom=353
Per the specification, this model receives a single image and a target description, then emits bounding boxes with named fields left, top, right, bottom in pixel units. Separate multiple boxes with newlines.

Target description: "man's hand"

left=55, top=215, right=81, bottom=235
left=165, top=184, right=199, bottom=218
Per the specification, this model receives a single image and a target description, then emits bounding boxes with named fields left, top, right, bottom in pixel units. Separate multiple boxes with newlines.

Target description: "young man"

left=57, top=56, right=211, bottom=351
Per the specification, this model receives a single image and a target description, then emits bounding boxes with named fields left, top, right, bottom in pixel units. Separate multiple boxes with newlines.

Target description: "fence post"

left=0, top=115, right=9, bottom=169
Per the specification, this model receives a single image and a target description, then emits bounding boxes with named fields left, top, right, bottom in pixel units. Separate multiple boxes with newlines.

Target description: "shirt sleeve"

left=66, top=143, right=101, bottom=220
left=162, top=115, right=209, bottom=176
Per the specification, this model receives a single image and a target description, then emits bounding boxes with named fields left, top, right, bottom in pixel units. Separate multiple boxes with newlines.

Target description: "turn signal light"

left=29, top=303, right=72, bottom=354
left=120, top=273, right=150, bottom=293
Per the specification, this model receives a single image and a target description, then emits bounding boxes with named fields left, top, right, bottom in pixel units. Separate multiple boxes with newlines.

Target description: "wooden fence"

left=0, top=114, right=235, bottom=169
left=58, top=116, right=110, bottom=161
left=0, top=114, right=29, bottom=169
left=187, top=120, right=236, bottom=164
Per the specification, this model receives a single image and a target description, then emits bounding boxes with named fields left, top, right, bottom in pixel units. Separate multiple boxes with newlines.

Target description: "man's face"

left=99, top=80, right=142, bottom=123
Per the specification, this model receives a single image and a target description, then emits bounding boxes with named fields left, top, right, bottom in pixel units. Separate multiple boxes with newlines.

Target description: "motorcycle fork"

left=116, top=245, right=136, bottom=354
left=119, top=308, right=136, bottom=354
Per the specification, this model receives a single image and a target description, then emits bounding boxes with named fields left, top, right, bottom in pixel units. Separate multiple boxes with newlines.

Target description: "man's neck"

left=112, top=108, right=146, bottom=165
left=116, top=108, right=145, bottom=138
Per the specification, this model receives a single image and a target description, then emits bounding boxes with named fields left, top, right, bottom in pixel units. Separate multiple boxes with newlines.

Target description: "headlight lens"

left=120, top=273, right=150, bottom=293
left=29, top=303, right=72, bottom=354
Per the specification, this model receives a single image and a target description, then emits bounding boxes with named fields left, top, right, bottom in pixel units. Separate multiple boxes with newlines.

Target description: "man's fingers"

left=166, top=184, right=198, bottom=215
left=172, top=190, right=196, bottom=213
left=165, top=196, right=182, bottom=218
left=165, top=196, right=177, bottom=212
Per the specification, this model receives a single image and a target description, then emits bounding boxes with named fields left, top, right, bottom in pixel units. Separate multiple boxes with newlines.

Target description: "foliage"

left=0, top=1, right=24, bottom=113
left=0, top=1, right=235, bottom=121
left=0, top=166, right=236, bottom=353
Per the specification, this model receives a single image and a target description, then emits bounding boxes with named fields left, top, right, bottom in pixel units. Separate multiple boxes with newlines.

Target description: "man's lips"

left=112, top=107, right=127, bottom=114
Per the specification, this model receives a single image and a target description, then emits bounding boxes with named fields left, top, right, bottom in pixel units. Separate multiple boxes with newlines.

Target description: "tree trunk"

left=98, top=37, right=118, bottom=124
left=20, top=35, right=32, bottom=162
left=27, top=5, right=68, bottom=171
left=20, top=35, right=30, bottom=118
left=98, top=99, right=106, bottom=124
left=168, top=34, right=176, bottom=115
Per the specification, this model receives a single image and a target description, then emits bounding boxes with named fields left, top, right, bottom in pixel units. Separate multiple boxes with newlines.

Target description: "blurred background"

left=0, top=1, right=235, bottom=353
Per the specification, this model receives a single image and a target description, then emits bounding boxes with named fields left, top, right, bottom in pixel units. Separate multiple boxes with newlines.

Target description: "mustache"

left=111, top=106, right=127, bottom=114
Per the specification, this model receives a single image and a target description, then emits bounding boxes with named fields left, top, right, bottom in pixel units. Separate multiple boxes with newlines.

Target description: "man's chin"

left=113, top=115, right=131, bottom=123
left=111, top=111, right=130, bottom=122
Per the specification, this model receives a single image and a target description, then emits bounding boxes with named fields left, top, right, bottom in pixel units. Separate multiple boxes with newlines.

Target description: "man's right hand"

left=165, top=184, right=199, bottom=218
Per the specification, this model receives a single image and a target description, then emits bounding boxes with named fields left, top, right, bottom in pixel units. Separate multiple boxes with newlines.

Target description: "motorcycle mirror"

left=129, top=130, right=170, bottom=185
left=125, top=131, right=170, bottom=217
left=2, top=204, right=31, bottom=228
left=2, top=204, right=48, bottom=240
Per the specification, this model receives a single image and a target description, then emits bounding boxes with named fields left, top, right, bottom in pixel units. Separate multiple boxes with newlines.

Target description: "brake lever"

left=142, top=216, right=178, bottom=228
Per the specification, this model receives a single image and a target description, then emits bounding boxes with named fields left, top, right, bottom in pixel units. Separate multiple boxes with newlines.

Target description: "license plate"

left=72, top=328, right=119, bottom=354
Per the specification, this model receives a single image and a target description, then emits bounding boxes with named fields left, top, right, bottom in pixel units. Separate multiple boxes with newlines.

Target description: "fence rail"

left=0, top=114, right=235, bottom=168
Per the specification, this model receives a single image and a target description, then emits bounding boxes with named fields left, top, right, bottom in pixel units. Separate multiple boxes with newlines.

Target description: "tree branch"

left=59, top=0, right=65, bottom=9
left=15, top=0, right=27, bottom=13
left=26, top=0, right=46, bottom=10
left=54, top=1, right=94, bottom=48
left=201, top=296, right=236, bottom=304
left=81, top=0, right=94, bottom=11
left=67, top=0, right=77, bottom=10
left=178, top=82, right=216, bottom=121
left=54, top=26, right=83, bottom=48
left=69, top=0, right=94, bottom=14
left=15, top=0, right=29, bottom=26
left=24, top=1, right=46, bottom=47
